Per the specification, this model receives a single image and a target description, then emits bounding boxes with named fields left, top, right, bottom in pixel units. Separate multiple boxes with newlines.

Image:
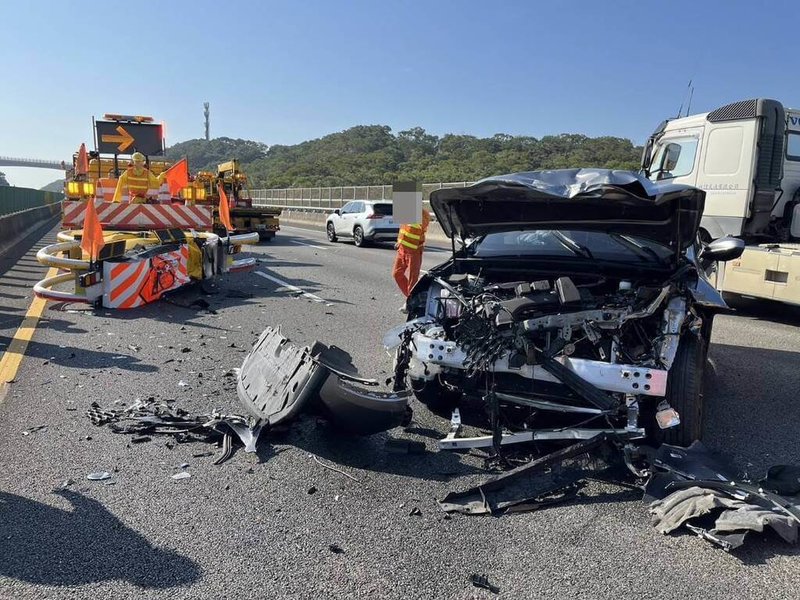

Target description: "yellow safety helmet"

left=131, top=151, right=146, bottom=164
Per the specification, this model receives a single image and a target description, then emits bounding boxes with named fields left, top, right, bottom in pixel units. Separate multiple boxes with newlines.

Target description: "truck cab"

left=642, top=99, right=800, bottom=242
left=642, top=99, right=800, bottom=305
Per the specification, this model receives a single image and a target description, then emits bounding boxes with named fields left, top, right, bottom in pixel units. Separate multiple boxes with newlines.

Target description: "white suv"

left=326, top=201, right=399, bottom=247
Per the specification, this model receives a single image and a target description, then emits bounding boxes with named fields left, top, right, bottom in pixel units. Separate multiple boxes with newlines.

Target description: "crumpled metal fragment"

left=87, top=398, right=265, bottom=462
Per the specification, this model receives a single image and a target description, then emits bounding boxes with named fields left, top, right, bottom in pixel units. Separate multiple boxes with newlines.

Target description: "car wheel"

left=658, top=334, right=706, bottom=446
left=410, top=377, right=462, bottom=415
left=326, top=222, right=337, bottom=242
left=353, top=225, right=365, bottom=247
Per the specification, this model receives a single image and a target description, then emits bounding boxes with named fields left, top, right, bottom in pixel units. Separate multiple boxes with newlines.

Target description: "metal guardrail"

left=251, top=182, right=474, bottom=211
left=0, top=187, right=60, bottom=218
left=0, top=156, right=66, bottom=170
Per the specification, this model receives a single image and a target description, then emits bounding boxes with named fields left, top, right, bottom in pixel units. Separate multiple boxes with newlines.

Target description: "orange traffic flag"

left=76, top=143, right=89, bottom=176
left=218, top=183, right=234, bottom=232
left=80, top=200, right=105, bottom=262
left=164, top=157, right=189, bottom=197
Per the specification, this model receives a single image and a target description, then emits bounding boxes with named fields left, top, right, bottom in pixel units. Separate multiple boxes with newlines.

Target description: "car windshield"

left=470, top=230, right=674, bottom=263
left=372, top=203, right=393, bottom=216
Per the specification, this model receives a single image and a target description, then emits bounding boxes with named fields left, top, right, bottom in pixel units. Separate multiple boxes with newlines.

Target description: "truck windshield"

left=648, top=137, right=698, bottom=181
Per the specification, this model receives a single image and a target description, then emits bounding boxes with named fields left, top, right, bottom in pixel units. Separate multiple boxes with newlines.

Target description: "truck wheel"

left=410, top=377, right=462, bottom=415
left=657, top=334, right=706, bottom=446
left=353, top=226, right=365, bottom=247
left=326, top=222, right=337, bottom=242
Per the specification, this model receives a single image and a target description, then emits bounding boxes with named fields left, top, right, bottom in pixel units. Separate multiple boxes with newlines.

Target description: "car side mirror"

left=334, top=209, right=340, bottom=215
left=699, top=236, right=745, bottom=262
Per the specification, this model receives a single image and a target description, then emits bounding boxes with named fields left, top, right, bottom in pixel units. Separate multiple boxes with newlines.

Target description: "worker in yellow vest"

left=112, top=152, right=162, bottom=203
left=393, top=208, right=431, bottom=300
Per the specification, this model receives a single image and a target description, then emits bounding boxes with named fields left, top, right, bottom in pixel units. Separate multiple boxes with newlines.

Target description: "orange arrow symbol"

left=101, top=125, right=135, bottom=152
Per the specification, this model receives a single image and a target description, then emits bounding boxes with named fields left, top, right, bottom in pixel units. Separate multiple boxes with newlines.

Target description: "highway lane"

left=0, top=225, right=799, bottom=599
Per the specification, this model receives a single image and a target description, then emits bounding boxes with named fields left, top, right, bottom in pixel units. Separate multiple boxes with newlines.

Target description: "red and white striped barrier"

left=62, top=200, right=213, bottom=231
left=103, top=244, right=190, bottom=309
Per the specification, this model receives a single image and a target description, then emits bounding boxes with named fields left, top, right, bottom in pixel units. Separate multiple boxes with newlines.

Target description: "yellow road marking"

left=0, top=266, right=58, bottom=400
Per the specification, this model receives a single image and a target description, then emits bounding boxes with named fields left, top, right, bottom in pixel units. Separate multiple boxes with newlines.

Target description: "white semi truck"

left=641, top=98, right=800, bottom=305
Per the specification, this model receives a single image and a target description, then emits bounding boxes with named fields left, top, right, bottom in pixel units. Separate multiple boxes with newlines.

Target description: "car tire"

left=658, top=334, right=706, bottom=446
left=326, top=222, right=337, bottom=242
left=410, top=377, right=462, bottom=415
left=353, top=225, right=365, bottom=247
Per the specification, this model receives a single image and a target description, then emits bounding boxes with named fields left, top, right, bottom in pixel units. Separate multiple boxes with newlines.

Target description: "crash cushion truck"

left=641, top=99, right=800, bottom=305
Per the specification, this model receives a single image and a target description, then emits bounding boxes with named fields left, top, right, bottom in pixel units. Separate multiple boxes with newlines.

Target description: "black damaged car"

left=385, top=169, right=745, bottom=447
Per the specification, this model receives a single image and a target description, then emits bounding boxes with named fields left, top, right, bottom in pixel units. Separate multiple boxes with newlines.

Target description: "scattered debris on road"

left=21, top=425, right=47, bottom=436
left=311, top=454, right=362, bottom=483
left=86, top=471, right=112, bottom=481
left=470, top=574, right=500, bottom=594
left=86, top=398, right=265, bottom=464
left=437, top=436, right=800, bottom=551
left=645, top=442, right=800, bottom=550
left=172, top=471, right=192, bottom=481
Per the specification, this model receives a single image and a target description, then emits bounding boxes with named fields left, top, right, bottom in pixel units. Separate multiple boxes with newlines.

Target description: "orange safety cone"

left=218, top=183, right=234, bottom=232
left=76, top=143, right=89, bottom=177
left=80, top=199, right=105, bottom=263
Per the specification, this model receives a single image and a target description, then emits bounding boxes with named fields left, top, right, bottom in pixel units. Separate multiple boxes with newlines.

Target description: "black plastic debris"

left=328, top=544, right=345, bottom=554
left=237, top=327, right=410, bottom=435
left=469, top=574, right=500, bottom=594
left=409, top=507, right=422, bottom=516
left=438, top=435, right=618, bottom=515
left=760, top=465, right=800, bottom=496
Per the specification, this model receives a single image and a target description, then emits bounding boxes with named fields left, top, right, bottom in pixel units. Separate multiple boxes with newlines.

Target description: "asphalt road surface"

left=1, top=223, right=799, bottom=599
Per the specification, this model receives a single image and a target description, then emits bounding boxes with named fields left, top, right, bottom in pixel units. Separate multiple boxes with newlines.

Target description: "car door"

left=340, top=201, right=362, bottom=236
left=335, top=202, right=353, bottom=235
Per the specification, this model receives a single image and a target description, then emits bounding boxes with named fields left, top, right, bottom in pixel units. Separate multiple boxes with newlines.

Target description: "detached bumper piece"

left=237, top=327, right=411, bottom=435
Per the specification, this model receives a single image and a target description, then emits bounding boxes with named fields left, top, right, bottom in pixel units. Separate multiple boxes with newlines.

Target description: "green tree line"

left=165, top=126, right=642, bottom=189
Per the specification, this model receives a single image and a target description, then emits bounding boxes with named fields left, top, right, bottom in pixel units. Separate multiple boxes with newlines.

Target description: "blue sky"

left=2, top=0, right=798, bottom=188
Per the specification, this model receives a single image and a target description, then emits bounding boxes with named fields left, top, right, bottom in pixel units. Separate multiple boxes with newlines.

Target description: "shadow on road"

left=0, top=490, right=202, bottom=589
left=0, top=335, right=157, bottom=372
left=725, top=294, right=800, bottom=326
left=267, top=418, right=484, bottom=482
left=705, top=342, right=800, bottom=470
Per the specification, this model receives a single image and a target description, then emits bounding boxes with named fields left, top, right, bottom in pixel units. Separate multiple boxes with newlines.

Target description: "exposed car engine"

left=387, top=269, right=701, bottom=447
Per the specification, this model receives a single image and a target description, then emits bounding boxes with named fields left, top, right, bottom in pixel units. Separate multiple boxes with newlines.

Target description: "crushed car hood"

left=430, top=169, right=705, bottom=250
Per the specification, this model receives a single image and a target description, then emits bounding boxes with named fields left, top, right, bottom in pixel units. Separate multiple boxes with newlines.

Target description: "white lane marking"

left=290, top=240, right=328, bottom=250
left=255, top=271, right=328, bottom=304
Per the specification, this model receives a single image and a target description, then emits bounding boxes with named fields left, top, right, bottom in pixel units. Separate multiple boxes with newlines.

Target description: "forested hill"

left=165, top=126, right=642, bottom=189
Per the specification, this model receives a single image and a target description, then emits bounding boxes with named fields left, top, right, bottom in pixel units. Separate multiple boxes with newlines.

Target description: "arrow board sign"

left=95, top=121, right=164, bottom=156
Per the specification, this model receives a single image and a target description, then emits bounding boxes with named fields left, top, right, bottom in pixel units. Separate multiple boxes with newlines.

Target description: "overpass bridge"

left=0, top=156, right=66, bottom=170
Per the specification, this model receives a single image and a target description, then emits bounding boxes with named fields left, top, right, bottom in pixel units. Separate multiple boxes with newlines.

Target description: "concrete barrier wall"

left=0, top=203, right=60, bottom=257
left=278, top=209, right=451, bottom=245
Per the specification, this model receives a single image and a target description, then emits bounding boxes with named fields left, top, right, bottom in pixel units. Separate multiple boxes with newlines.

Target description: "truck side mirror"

left=699, top=236, right=745, bottom=263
